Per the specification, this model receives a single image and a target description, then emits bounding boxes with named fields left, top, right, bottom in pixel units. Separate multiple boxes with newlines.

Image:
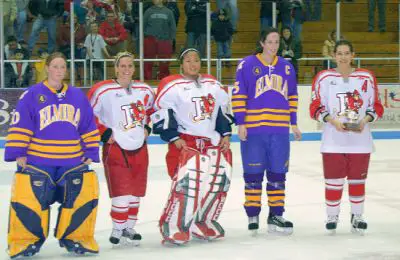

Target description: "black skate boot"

left=122, top=228, right=142, bottom=246
left=351, top=214, right=367, bottom=235
left=109, top=229, right=123, bottom=245
left=267, top=214, right=293, bottom=235
left=248, top=216, right=259, bottom=236
left=325, top=215, right=339, bottom=235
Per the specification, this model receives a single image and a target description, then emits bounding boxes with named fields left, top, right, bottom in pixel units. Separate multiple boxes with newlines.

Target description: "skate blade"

left=249, top=229, right=258, bottom=237
left=267, top=225, right=293, bottom=235
left=111, top=237, right=139, bottom=248
left=326, top=229, right=336, bottom=236
left=351, top=227, right=366, bottom=236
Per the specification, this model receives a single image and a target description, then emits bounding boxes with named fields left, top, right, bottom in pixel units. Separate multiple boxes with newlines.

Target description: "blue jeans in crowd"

left=260, top=17, right=273, bottom=31
left=14, top=10, right=27, bottom=42
left=28, top=16, right=57, bottom=55
left=216, top=40, right=232, bottom=59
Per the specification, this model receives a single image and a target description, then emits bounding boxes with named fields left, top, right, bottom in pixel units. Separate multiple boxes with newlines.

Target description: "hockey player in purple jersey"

left=233, top=27, right=302, bottom=235
left=4, top=53, right=100, bottom=258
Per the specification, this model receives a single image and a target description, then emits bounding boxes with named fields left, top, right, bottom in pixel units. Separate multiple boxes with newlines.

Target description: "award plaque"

left=343, top=110, right=360, bottom=131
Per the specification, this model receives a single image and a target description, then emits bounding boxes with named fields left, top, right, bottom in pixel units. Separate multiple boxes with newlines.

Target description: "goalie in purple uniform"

left=233, top=27, right=302, bottom=235
left=4, top=53, right=100, bottom=258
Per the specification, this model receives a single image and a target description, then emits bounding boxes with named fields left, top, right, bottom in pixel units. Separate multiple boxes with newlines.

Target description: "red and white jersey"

left=155, top=74, right=229, bottom=145
left=89, top=79, right=155, bottom=150
left=310, top=69, right=384, bottom=153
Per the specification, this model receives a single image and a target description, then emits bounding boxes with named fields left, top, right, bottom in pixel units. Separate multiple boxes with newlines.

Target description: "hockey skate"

left=351, top=214, right=367, bottom=235
left=267, top=215, right=293, bottom=235
left=325, top=215, right=339, bottom=235
left=59, top=239, right=98, bottom=255
left=122, top=228, right=142, bottom=246
left=109, top=229, right=123, bottom=245
left=248, top=216, right=259, bottom=236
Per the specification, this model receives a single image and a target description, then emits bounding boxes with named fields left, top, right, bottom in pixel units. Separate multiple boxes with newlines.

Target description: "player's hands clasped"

left=219, top=136, right=230, bottom=152
left=174, top=139, right=187, bottom=150
left=16, top=157, right=27, bottom=168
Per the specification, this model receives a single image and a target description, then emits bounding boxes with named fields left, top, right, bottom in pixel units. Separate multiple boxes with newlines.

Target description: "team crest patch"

left=38, top=94, right=46, bottom=103
left=252, top=66, right=261, bottom=76
left=33, top=181, right=43, bottom=187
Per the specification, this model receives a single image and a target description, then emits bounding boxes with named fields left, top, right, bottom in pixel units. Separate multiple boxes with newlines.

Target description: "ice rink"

left=0, top=140, right=400, bottom=260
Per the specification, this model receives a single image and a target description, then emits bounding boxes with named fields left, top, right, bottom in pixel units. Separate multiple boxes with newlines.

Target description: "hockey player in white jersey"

left=152, top=48, right=233, bottom=245
left=88, top=52, right=155, bottom=245
left=310, top=40, right=384, bottom=235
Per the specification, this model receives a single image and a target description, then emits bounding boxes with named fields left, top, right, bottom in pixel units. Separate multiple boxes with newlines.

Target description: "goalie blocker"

left=8, top=164, right=99, bottom=258
left=159, top=141, right=232, bottom=245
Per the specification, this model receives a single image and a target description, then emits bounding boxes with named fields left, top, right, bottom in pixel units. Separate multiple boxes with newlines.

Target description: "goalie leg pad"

left=8, top=166, right=56, bottom=258
left=54, top=165, right=99, bottom=254
left=159, top=148, right=210, bottom=245
left=192, top=147, right=232, bottom=240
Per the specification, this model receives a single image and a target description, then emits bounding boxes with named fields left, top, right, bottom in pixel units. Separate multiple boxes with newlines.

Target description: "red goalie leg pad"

left=192, top=147, right=232, bottom=240
left=159, top=148, right=210, bottom=245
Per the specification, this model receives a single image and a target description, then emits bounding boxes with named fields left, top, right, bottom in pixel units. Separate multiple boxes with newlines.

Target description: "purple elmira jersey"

left=232, top=54, right=298, bottom=134
left=4, top=81, right=100, bottom=166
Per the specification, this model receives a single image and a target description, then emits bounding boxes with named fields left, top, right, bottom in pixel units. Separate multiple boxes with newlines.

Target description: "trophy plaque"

left=343, top=110, right=360, bottom=131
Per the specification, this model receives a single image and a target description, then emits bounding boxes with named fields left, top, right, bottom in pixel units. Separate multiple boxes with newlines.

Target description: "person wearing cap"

left=88, top=51, right=155, bottom=246
left=153, top=48, right=233, bottom=245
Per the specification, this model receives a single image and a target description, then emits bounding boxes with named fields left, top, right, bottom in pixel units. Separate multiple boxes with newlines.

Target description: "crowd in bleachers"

left=1, top=0, right=391, bottom=88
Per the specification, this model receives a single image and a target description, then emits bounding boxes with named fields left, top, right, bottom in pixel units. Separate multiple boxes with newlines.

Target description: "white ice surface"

left=0, top=140, right=400, bottom=260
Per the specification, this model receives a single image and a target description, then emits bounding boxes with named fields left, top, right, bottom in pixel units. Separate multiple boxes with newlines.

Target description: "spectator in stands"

left=216, top=0, right=238, bottom=32
left=57, top=14, right=87, bottom=80
left=14, top=0, right=30, bottom=43
left=34, top=48, right=49, bottom=83
left=322, top=29, right=341, bottom=69
left=130, top=0, right=154, bottom=55
left=304, top=0, right=321, bottom=21
left=278, top=0, right=292, bottom=28
left=99, top=11, right=129, bottom=56
left=81, top=0, right=102, bottom=30
left=278, top=25, right=302, bottom=78
left=5, top=36, right=29, bottom=60
left=165, top=0, right=180, bottom=53
left=27, top=0, right=64, bottom=55
left=3, top=0, right=17, bottom=40
left=185, top=0, right=207, bottom=58
left=211, top=8, right=234, bottom=67
left=4, top=48, right=32, bottom=88
left=143, top=0, right=176, bottom=80
left=85, top=22, right=111, bottom=80
left=368, top=0, right=386, bottom=32
left=260, top=0, right=273, bottom=32
left=291, top=0, right=305, bottom=40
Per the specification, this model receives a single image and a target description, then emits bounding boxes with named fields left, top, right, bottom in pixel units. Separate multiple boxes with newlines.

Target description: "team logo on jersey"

left=120, top=101, right=146, bottom=130
left=336, top=90, right=364, bottom=116
left=191, top=93, right=216, bottom=122
left=252, top=66, right=261, bottom=76
left=38, top=94, right=46, bottom=103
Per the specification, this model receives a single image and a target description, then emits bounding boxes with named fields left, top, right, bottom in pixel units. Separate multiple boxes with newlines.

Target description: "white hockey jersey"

left=155, top=74, right=230, bottom=146
left=310, top=69, right=384, bottom=153
left=89, top=79, right=155, bottom=150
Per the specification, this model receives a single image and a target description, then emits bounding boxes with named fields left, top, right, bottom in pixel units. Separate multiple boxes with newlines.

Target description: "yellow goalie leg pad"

left=55, top=168, right=99, bottom=254
left=8, top=169, right=54, bottom=258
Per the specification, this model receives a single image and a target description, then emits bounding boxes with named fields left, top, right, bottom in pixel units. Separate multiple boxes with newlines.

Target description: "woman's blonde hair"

left=114, top=51, right=135, bottom=67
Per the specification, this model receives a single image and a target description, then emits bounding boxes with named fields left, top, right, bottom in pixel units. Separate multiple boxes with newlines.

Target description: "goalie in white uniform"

left=152, top=48, right=233, bottom=245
